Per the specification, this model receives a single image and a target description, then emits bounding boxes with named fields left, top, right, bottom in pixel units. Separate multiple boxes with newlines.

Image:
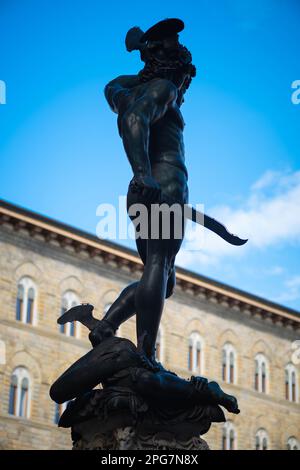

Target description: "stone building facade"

left=0, top=199, right=299, bottom=450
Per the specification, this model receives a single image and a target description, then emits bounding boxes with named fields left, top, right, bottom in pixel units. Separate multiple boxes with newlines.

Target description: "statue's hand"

left=129, top=174, right=161, bottom=206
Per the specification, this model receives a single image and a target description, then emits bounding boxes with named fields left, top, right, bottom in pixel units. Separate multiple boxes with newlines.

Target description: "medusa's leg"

left=134, top=371, right=240, bottom=414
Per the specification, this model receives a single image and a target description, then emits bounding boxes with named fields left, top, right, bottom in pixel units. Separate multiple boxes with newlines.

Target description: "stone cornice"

left=0, top=318, right=90, bottom=349
left=0, top=413, right=68, bottom=433
left=1, top=200, right=299, bottom=331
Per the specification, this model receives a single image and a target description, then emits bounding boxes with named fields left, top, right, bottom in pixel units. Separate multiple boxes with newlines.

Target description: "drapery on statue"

left=50, top=19, right=243, bottom=448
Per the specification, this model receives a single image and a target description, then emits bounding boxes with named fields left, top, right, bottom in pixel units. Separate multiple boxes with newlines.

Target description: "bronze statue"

left=50, top=19, right=242, bottom=448
left=64, top=18, right=245, bottom=365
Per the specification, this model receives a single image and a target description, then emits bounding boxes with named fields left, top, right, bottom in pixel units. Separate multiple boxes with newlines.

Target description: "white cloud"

left=177, top=170, right=300, bottom=268
left=265, top=266, right=284, bottom=276
left=251, top=170, right=281, bottom=191
left=275, top=276, right=300, bottom=303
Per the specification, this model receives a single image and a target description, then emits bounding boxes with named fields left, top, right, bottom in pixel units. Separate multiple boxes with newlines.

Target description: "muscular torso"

left=105, top=75, right=189, bottom=204
left=150, top=105, right=189, bottom=205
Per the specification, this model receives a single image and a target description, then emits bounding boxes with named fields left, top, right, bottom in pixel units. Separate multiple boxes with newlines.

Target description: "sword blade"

left=157, top=194, right=248, bottom=246
left=188, top=206, right=248, bottom=246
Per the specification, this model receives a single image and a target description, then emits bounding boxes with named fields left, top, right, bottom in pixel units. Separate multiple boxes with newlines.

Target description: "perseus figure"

left=59, top=19, right=246, bottom=368
left=101, top=19, right=193, bottom=361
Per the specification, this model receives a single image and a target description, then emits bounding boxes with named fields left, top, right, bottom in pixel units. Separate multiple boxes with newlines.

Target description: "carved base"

left=72, top=424, right=209, bottom=450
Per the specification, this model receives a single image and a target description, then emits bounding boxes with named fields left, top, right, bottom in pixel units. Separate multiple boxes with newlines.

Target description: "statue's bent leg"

left=89, top=269, right=175, bottom=348
left=135, top=236, right=182, bottom=359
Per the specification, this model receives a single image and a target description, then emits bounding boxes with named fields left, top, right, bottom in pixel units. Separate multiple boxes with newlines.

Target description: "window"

left=254, top=354, right=269, bottom=393
left=16, top=278, right=37, bottom=325
left=222, top=343, right=236, bottom=384
left=255, top=429, right=269, bottom=450
left=8, top=367, right=31, bottom=418
left=285, top=364, right=298, bottom=403
left=60, top=291, right=80, bottom=338
left=222, top=422, right=236, bottom=450
left=188, top=332, right=203, bottom=374
left=287, top=437, right=300, bottom=450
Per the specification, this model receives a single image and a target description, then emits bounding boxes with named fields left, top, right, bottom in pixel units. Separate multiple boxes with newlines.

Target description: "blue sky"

left=0, top=0, right=300, bottom=310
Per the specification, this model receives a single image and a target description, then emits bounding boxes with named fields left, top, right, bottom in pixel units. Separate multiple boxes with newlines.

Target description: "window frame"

left=188, top=332, right=204, bottom=374
left=222, top=343, right=237, bottom=384
left=59, top=291, right=80, bottom=338
left=285, top=364, right=298, bottom=403
left=16, top=277, right=37, bottom=325
left=8, top=367, right=31, bottom=419
left=255, top=428, right=269, bottom=450
left=254, top=354, right=269, bottom=394
left=222, top=421, right=237, bottom=450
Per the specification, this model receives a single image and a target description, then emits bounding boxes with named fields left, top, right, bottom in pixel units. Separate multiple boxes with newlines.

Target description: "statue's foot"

left=88, top=319, right=116, bottom=347
left=208, top=381, right=240, bottom=414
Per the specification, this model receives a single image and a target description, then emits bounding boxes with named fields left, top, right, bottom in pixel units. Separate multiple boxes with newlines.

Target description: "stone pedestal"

left=61, top=384, right=218, bottom=450
left=72, top=422, right=209, bottom=450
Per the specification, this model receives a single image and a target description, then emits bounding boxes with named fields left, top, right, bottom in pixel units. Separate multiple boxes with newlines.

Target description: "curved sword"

left=158, top=193, right=248, bottom=246
left=190, top=207, right=248, bottom=246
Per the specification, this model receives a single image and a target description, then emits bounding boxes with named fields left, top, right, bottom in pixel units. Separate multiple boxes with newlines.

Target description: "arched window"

left=16, top=278, right=37, bottom=325
left=255, top=429, right=269, bottom=450
left=287, top=436, right=300, bottom=450
left=8, top=367, right=31, bottom=418
left=59, top=291, right=80, bottom=338
left=254, top=354, right=269, bottom=393
left=222, top=343, right=236, bottom=384
left=222, top=422, right=236, bottom=450
left=155, top=328, right=163, bottom=363
left=188, top=332, right=203, bottom=374
left=285, top=364, right=298, bottom=403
